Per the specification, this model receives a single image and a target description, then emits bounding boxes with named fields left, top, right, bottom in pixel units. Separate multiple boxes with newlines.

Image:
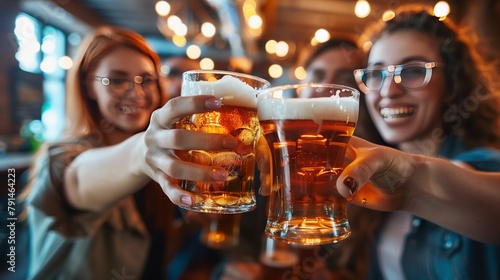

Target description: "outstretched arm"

left=335, top=137, right=500, bottom=244
left=64, top=95, right=238, bottom=212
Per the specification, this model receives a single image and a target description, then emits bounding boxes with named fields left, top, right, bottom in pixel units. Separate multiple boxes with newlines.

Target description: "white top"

left=377, top=210, right=412, bottom=280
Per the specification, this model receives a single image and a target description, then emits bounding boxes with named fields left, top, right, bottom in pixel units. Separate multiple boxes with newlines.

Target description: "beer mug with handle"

left=257, top=83, right=360, bottom=245
left=176, top=70, right=270, bottom=214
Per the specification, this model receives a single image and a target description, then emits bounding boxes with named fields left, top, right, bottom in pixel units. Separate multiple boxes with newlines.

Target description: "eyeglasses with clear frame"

left=93, top=75, right=158, bottom=96
left=353, top=62, right=443, bottom=93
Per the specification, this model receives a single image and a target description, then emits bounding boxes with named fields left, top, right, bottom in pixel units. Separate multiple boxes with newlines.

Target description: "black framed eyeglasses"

left=353, top=62, right=443, bottom=92
left=93, top=76, right=158, bottom=96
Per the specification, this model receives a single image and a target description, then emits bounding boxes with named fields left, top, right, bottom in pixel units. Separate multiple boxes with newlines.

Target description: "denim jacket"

left=369, top=136, right=500, bottom=280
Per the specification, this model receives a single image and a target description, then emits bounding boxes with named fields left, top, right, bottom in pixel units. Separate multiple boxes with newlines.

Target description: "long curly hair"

left=360, top=5, right=500, bottom=149
left=327, top=6, right=500, bottom=280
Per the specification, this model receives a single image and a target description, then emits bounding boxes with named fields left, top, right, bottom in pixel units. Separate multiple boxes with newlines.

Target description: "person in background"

left=25, top=26, right=228, bottom=279
left=298, top=38, right=385, bottom=145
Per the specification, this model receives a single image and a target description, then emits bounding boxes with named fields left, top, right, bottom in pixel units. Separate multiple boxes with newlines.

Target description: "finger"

left=146, top=150, right=228, bottom=183
left=337, top=150, right=375, bottom=199
left=256, top=136, right=271, bottom=196
left=153, top=169, right=194, bottom=207
left=256, top=136, right=270, bottom=173
left=349, top=136, right=377, bottom=148
left=145, top=128, right=238, bottom=151
left=151, top=95, right=222, bottom=128
left=340, top=137, right=385, bottom=197
left=259, top=172, right=271, bottom=196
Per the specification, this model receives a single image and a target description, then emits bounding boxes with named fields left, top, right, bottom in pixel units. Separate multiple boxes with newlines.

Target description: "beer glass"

left=257, top=83, right=360, bottom=245
left=176, top=70, right=270, bottom=214
left=200, top=214, right=241, bottom=249
left=260, top=236, right=299, bottom=279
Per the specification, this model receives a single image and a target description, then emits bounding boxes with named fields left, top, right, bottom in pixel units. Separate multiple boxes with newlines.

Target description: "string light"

left=200, top=58, right=214, bottom=70
left=294, top=66, right=307, bottom=80
left=275, top=41, right=289, bottom=57
left=314, top=29, right=330, bottom=43
left=268, top=64, right=283, bottom=78
left=434, top=1, right=450, bottom=18
left=155, top=1, right=170, bottom=16
left=354, top=0, right=371, bottom=18
left=186, top=44, right=201, bottom=59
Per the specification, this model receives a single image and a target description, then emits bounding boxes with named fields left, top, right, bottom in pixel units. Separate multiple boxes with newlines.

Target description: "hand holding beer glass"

left=175, top=70, right=270, bottom=214
left=257, top=84, right=360, bottom=245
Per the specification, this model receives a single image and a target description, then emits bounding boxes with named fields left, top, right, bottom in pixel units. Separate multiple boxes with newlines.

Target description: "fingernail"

left=180, top=195, right=192, bottom=206
left=344, top=177, right=358, bottom=196
left=205, top=97, right=221, bottom=109
left=212, top=168, right=228, bottom=181
left=222, top=137, right=238, bottom=148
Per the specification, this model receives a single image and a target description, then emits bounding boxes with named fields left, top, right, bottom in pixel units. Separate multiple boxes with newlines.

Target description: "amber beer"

left=260, top=237, right=299, bottom=279
left=257, top=84, right=359, bottom=245
left=176, top=70, right=269, bottom=214
left=260, top=250, right=298, bottom=279
left=200, top=214, right=241, bottom=249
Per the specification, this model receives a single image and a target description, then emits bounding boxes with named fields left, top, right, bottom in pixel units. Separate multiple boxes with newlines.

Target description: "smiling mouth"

left=380, top=107, right=415, bottom=119
left=118, top=105, right=144, bottom=114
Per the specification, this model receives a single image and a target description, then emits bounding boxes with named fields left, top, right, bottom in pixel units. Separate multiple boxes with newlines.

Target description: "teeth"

left=380, top=107, right=415, bottom=119
left=119, top=106, right=142, bottom=114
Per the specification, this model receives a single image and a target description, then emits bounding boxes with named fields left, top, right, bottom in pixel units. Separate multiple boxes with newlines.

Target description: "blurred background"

left=0, top=0, right=496, bottom=156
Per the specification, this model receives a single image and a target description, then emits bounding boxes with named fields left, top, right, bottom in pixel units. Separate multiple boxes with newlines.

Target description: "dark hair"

left=362, top=7, right=500, bottom=148
left=299, top=39, right=386, bottom=145
left=301, top=39, right=360, bottom=69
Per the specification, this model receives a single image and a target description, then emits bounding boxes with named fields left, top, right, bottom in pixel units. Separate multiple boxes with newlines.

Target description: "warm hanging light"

left=354, top=0, right=371, bottom=18
left=200, top=58, right=214, bottom=70
left=265, top=40, right=277, bottom=54
left=186, top=44, right=201, bottom=59
left=382, top=10, right=395, bottom=22
left=310, top=37, right=319, bottom=46
left=275, top=41, right=289, bottom=57
left=172, top=34, right=187, bottom=47
left=201, top=22, right=216, bottom=38
left=314, top=29, right=330, bottom=43
left=155, top=1, right=170, bottom=16
left=167, top=15, right=182, bottom=30
left=173, top=23, right=188, bottom=37
left=248, top=14, right=262, bottom=29
left=294, top=66, right=307, bottom=80
left=268, top=64, right=283, bottom=78
left=156, top=0, right=220, bottom=50
left=434, top=1, right=450, bottom=18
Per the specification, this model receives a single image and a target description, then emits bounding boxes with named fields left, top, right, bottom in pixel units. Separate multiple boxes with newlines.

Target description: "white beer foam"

left=182, top=75, right=258, bottom=108
left=258, top=97, right=359, bottom=124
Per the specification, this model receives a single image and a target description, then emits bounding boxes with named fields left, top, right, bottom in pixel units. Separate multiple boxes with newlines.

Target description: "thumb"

left=337, top=146, right=383, bottom=199
left=337, top=162, right=370, bottom=199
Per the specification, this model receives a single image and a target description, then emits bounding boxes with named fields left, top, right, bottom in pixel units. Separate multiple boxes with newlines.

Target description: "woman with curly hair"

left=350, top=5, right=500, bottom=280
